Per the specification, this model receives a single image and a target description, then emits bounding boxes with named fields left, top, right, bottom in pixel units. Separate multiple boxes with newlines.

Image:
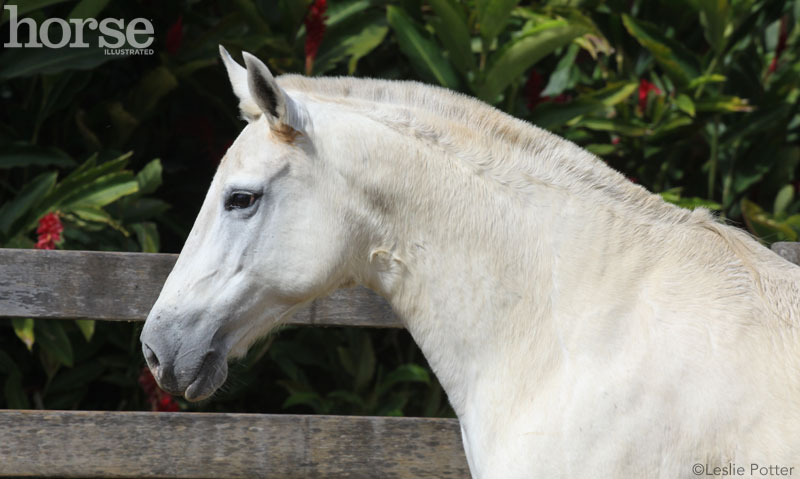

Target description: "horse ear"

left=219, top=45, right=261, bottom=122
left=242, top=52, right=289, bottom=127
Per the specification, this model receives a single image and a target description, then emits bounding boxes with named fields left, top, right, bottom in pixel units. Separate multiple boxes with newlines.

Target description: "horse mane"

left=277, top=75, right=706, bottom=228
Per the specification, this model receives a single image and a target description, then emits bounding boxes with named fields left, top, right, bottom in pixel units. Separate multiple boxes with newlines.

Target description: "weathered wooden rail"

left=1, top=243, right=799, bottom=478
left=0, top=248, right=468, bottom=478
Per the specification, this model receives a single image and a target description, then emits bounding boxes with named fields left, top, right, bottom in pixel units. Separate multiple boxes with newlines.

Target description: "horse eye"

left=225, top=192, right=258, bottom=211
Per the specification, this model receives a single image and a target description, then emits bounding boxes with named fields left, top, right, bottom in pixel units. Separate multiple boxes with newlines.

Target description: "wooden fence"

left=0, top=248, right=469, bottom=478
left=1, top=243, right=798, bottom=478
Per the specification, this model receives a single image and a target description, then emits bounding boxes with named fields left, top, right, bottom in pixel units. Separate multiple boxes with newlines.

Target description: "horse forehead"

left=221, top=125, right=287, bottom=173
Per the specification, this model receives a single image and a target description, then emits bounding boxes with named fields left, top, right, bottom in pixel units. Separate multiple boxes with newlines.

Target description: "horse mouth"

left=183, top=351, right=229, bottom=402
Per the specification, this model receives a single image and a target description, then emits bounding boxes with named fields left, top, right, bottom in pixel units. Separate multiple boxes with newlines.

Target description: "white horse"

left=140, top=47, right=800, bottom=478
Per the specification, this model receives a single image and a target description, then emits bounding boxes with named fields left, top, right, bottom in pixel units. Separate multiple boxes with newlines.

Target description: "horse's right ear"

left=241, top=52, right=289, bottom=127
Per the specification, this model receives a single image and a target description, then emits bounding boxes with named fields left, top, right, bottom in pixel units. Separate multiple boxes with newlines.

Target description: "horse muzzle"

left=140, top=324, right=229, bottom=402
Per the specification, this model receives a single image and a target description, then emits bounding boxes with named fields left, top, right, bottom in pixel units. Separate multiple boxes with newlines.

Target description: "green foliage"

left=0, top=0, right=797, bottom=416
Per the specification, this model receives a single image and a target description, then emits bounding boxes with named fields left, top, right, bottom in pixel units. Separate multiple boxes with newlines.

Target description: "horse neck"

left=333, top=116, right=662, bottom=417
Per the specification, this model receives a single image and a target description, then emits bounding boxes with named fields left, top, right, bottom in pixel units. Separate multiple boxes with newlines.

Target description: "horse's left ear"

left=220, top=45, right=261, bottom=122
left=242, top=52, right=290, bottom=128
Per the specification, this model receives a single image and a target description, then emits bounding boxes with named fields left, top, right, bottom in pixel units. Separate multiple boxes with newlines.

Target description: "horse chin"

left=183, top=353, right=229, bottom=402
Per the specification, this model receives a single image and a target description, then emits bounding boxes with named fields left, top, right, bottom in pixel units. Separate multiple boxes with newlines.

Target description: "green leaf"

left=0, top=144, right=75, bottom=169
left=324, top=0, right=371, bottom=30
left=541, top=43, right=580, bottom=97
left=0, top=0, right=75, bottom=24
left=0, top=35, right=122, bottom=79
left=579, top=118, right=651, bottom=137
left=0, top=171, right=58, bottom=236
left=38, top=71, right=92, bottom=123
left=531, top=99, right=602, bottom=130
left=282, top=391, right=326, bottom=412
left=115, top=198, right=170, bottom=223
left=135, top=159, right=163, bottom=196
left=354, top=335, right=375, bottom=393
left=686, top=74, right=726, bottom=89
left=622, top=14, right=701, bottom=86
left=387, top=6, right=460, bottom=90
left=689, top=0, right=731, bottom=53
left=75, top=319, right=95, bottom=342
left=429, top=0, right=475, bottom=74
left=12, top=318, right=35, bottom=351
left=532, top=82, right=636, bottom=129
left=376, top=394, right=409, bottom=417
left=64, top=172, right=140, bottom=209
left=314, top=15, right=388, bottom=75
left=531, top=81, right=637, bottom=130
left=131, top=222, right=160, bottom=253
left=649, top=115, right=694, bottom=141
left=4, top=235, right=35, bottom=249
left=336, top=347, right=356, bottom=377
left=660, top=192, right=722, bottom=210
left=676, top=94, right=696, bottom=117
left=480, top=20, right=586, bottom=102
left=4, top=373, right=30, bottom=409
left=327, top=390, right=367, bottom=409
left=775, top=185, right=795, bottom=215
left=741, top=199, right=797, bottom=242
left=346, top=24, right=389, bottom=74
left=720, top=104, right=791, bottom=147
left=475, top=0, right=520, bottom=41
left=35, top=320, right=74, bottom=368
left=585, top=144, right=616, bottom=156
left=695, top=96, right=753, bottom=113
left=45, top=152, right=132, bottom=209
left=78, top=180, right=139, bottom=208
left=298, top=1, right=382, bottom=75
left=377, top=364, right=430, bottom=396
left=795, top=0, right=800, bottom=26
left=47, top=360, right=105, bottom=394
left=69, top=205, right=112, bottom=223
left=589, top=81, right=639, bottom=106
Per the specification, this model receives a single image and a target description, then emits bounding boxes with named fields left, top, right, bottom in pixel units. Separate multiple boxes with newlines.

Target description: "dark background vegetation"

left=0, top=0, right=798, bottom=416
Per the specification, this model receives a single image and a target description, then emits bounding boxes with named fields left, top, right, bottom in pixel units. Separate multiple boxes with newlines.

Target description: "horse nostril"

left=143, top=343, right=160, bottom=371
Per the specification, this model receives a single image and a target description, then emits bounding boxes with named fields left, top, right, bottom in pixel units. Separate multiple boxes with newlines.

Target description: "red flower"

left=525, top=71, right=571, bottom=111
left=525, top=70, right=546, bottom=110
left=138, top=367, right=158, bottom=396
left=638, top=78, right=662, bottom=112
left=768, top=16, right=788, bottom=73
left=157, top=396, right=180, bottom=412
left=304, top=0, right=327, bottom=75
left=139, top=367, right=181, bottom=412
left=35, top=212, right=63, bottom=250
left=166, top=16, right=183, bottom=56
